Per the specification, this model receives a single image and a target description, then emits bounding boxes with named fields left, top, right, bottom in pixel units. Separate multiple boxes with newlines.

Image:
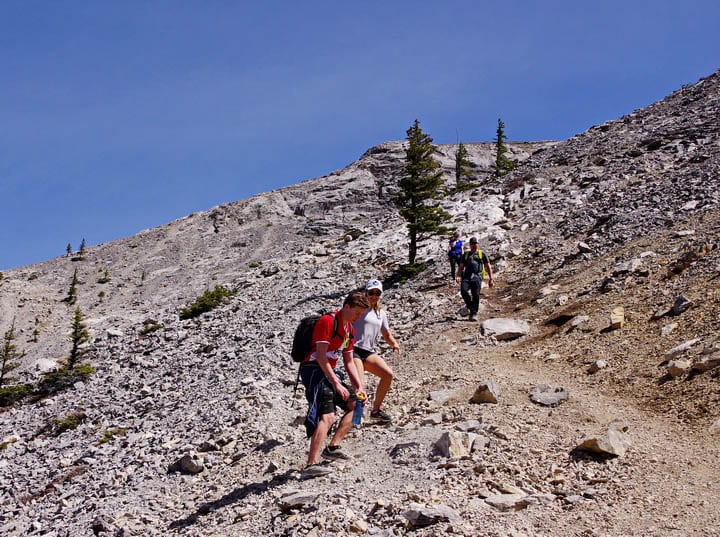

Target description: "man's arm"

left=343, top=351, right=366, bottom=399
left=315, top=342, right=350, bottom=400
left=456, top=262, right=464, bottom=282
left=484, top=259, right=494, bottom=287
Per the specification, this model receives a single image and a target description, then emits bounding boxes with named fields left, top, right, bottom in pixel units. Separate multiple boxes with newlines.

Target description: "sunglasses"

left=367, top=290, right=382, bottom=296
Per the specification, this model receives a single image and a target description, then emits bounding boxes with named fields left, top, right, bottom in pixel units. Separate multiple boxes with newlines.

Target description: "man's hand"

left=334, top=382, right=350, bottom=401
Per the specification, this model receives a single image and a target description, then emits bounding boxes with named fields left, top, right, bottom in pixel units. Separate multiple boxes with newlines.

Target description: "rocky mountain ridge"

left=1, top=69, right=719, bottom=536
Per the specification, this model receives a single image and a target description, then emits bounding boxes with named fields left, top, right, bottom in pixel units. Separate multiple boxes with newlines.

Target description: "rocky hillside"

left=1, top=69, right=719, bottom=537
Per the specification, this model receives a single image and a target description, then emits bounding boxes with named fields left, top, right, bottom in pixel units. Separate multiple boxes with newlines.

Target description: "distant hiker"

left=352, top=279, right=401, bottom=424
left=299, top=291, right=368, bottom=475
left=447, top=231, right=464, bottom=279
left=456, top=236, right=494, bottom=321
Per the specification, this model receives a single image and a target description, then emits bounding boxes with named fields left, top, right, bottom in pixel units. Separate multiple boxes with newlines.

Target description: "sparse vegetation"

left=0, top=384, right=33, bottom=407
left=98, top=290, right=106, bottom=299
left=64, top=269, right=79, bottom=304
left=249, top=261, right=261, bottom=268
left=68, top=307, right=90, bottom=368
left=140, top=321, right=164, bottom=335
left=395, top=119, right=452, bottom=264
left=1, top=319, right=24, bottom=387
left=100, top=427, right=128, bottom=444
left=179, top=285, right=236, bottom=320
left=28, top=273, right=38, bottom=281
left=37, top=364, right=94, bottom=396
left=493, top=117, right=516, bottom=179
left=0, top=436, right=18, bottom=450
left=385, top=262, right=428, bottom=286
left=44, top=411, right=87, bottom=436
left=98, top=269, right=110, bottom=284
left=453, top=141, right=476, bottom=192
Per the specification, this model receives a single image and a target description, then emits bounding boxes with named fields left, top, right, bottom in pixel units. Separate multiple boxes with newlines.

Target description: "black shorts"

left=353, top=347, right=374, bottom=361
left=299, top=362, right=355, bottom=437
left=300, top=362, right=353, bottom=414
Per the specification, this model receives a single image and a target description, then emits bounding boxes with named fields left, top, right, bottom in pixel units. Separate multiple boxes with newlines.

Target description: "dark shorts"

left=353, top=347, right=374, bottom=361
left=299, top=362, right=355, bottom=437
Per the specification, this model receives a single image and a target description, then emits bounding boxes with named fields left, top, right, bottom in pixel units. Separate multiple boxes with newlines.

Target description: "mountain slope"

left=1, top=70, right=720, bottom=537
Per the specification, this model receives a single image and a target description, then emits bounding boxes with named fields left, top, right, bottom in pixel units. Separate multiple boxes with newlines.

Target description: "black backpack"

left=290, top=313, right=338, bottom=362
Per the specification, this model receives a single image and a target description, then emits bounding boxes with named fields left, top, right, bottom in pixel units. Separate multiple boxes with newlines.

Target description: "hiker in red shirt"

left=299, top=291, right=368, bottom=475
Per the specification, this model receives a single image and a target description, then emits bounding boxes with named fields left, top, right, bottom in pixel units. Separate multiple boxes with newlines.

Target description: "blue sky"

left=1, top=1, right=719, bottom=270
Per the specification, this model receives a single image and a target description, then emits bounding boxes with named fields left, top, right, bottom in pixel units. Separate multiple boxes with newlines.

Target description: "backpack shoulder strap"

left=331, top=313, right=338, bottom=339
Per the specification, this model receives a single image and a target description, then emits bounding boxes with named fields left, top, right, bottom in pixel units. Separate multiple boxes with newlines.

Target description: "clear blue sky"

left=2, top=1, right=719, bottom=270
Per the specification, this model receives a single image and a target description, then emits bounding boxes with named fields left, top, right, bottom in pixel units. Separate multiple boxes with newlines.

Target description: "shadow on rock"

left=168, top=468, right=297, bottom=530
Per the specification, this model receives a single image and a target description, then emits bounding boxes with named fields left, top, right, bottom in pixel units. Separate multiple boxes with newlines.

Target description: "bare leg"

left=353, top=357, right=366, bottom=385
left=363, top=353, right=393, bottom=411
left=329, top=403, right=356, bottom=447
left=307, top=412, right=335, bottom=465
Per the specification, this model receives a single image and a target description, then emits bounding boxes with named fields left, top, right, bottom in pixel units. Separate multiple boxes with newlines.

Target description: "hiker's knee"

left=318, top=412, right=335, bottom=427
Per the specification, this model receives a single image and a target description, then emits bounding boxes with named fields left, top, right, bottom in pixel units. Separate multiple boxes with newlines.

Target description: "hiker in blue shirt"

left=447, top=231, right=464, bottom=279
left=456, top=237, right=494, bottom=321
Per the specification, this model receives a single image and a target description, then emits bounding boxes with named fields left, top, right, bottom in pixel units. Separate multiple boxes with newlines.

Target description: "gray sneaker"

left=321, top=445, right=349, bottom=460
left=370, top=409, right=392, bottom=423
left=301, top=462, right=333, bottom=479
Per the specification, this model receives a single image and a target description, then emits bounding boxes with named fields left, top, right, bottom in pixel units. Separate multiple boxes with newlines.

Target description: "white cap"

left=365, top=279, right=383, bottom=292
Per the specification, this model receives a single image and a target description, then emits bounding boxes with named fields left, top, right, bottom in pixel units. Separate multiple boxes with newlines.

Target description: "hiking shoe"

left=301, top=461, right=333, bottom=479
left=468, top=314, right=477, bottom=321
left=370, top=409, right=392, bottom=423
left=321, top=445, right=349, bottom=460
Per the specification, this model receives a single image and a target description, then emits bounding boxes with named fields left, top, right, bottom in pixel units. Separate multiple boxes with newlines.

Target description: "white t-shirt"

left=353, top=307, right=389, bottom=352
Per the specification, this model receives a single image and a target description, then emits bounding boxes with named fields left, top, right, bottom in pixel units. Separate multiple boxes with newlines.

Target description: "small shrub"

left=28, top=273, right=39, bottom=281
left=98, top=291, right=106, bottom=299
left=179, top=285, right=236, bottom=320
left=0, top=384, right=33, bottom=407
left=97, top=270, right=110, bottom=284
left=41, top=411, right=87, bottom=437
left=100, top=427, right=128, bottom=444
left=385, top=262, right=428, bottom=286
left=37, top=365, right=94, bottom=396
left=139, top=321, right=164, bottom=335
left=249, top=261, right=261, bottom=268
left=0, top=437, right=17, bottom=450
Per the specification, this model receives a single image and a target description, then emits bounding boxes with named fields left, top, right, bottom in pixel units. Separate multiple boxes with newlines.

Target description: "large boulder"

left=481, top=318, right=529, bottom=340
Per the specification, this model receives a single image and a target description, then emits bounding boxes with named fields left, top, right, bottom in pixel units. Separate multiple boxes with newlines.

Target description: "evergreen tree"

left=78, top=238, right=87, bottom=260
left=68, top=307, right=90, bottom=368
left=395, top=119, right=453, bottom=264
left=1, top=320, right=24, bottom=387
left=66, top=243, right=72, bottom=256
left=65, top=269, right=79, bottom=304
left=493, top=118, right=516, bottom=179
left=453, top=142, right=476, bottom=192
